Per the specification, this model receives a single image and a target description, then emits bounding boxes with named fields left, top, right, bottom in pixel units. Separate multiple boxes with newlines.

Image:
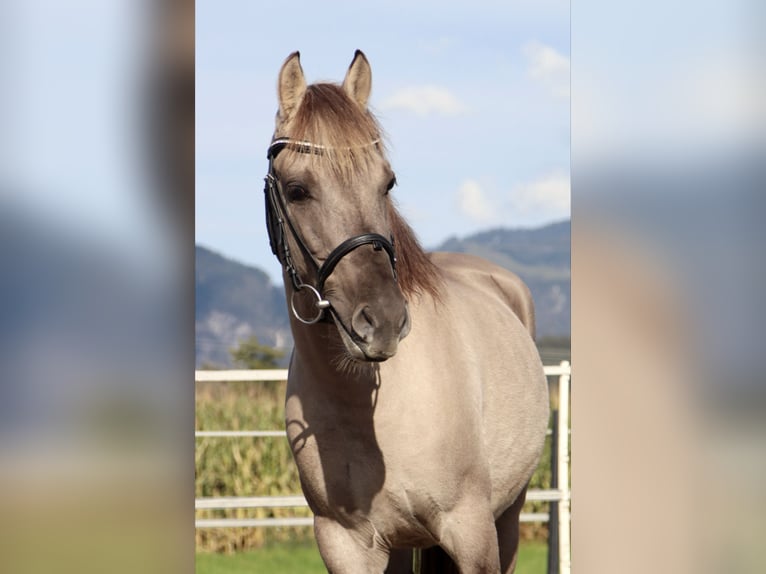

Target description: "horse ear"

left=342, top=50, right=372, bottom=109
left=278, top=51, right=306, bottom=122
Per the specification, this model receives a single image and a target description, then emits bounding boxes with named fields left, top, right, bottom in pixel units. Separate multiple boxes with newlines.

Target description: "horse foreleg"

left=495, top=486, right=528, bottom=573
left=385, top=548, right=413, bottom=574
left=436, top=501, right=501, bottom=574
left=314, top=515, right=391, bottom=574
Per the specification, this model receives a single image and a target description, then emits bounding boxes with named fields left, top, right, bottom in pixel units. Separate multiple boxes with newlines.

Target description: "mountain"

left=195, top=246, right=291, bottom=368
left=195, top=220, right=570, bottom=367
left=436, top=220, right=570, bottom=338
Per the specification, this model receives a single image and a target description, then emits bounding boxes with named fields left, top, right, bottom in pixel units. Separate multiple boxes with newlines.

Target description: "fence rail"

left=195, top=363, right=571, bottom=574
left=195, top=430, right=286, bottom=438
left=195, top=489, right=569, bottom=510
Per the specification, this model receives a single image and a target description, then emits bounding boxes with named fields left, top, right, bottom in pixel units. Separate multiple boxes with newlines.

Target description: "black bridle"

left=264, top=138, right=397, bottom=324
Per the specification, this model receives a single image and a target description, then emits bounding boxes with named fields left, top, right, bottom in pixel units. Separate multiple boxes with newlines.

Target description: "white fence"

left=195, top=363, right=571, bottom=573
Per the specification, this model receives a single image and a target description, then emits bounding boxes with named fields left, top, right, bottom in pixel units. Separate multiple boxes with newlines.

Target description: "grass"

left=196, top=540, right=549, bottom=573
left=515, top=541, right=549, bottom=573
left=196, top=541, right=324, bottom=574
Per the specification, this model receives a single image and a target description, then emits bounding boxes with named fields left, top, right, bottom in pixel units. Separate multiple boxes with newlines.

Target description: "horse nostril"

left=362, top=307, right=378, bottom=328
left=351, top=305, right=377, bottom=342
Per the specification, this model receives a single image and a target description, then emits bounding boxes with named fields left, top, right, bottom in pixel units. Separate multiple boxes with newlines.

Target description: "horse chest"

left=299, top=447, right=435, bottom=543
left=286, top=402, right=382, bottom=508
left=287, top=399, right=460, bottom=547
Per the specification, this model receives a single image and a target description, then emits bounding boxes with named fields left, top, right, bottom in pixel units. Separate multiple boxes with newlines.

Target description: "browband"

left=267, top=137, right=381, bottom=160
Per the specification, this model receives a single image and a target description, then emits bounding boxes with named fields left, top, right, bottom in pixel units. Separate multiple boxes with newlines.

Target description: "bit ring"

left=290, top=283, right=330, bottom=325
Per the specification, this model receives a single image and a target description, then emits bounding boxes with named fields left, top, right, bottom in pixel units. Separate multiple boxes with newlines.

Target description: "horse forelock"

left=277, top=83, right=386, bottom=184
left=277, top=82, right=443, bottom=302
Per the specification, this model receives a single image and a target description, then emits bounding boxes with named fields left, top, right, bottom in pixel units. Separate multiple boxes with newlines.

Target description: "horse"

left=262, top=50, right=549, bottom=573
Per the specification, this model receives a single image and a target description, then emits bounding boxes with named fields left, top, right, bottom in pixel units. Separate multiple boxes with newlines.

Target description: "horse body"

left=285, top=252, right=548, bottom=572
left=265, top=51, right=549, bottom=573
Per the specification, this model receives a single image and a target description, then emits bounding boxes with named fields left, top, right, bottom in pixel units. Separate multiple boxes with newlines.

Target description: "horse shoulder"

left=428, top=251, right=537, bottom=339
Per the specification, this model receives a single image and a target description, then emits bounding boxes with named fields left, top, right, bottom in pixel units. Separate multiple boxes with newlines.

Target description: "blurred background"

left=0, top=0, right=763, bottom=572
left=0, top=1, right=194, bottom=573
left=572, top=0, right=765, bottom=572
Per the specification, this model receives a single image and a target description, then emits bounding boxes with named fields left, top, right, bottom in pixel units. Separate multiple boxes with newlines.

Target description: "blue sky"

left=196, top=0, right=571, bottom=283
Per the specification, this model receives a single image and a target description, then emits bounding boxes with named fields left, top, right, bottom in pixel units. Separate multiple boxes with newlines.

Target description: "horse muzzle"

left=336, top=299, right=410, bottom=362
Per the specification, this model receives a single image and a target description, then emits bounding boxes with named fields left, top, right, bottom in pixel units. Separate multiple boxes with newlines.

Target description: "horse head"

left=266, top=51, right=411, bottom=362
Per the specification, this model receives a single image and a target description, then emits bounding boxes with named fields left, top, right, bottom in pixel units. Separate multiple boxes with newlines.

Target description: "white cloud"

left=523, top=41, right=570, bottom=98
left=381, top=85, right=468, bottom=117
left=510, top=172, right=571, bottom=218
left=456, top=174, right=570, bottom=226
left=457, top=180, right=497, bottom=224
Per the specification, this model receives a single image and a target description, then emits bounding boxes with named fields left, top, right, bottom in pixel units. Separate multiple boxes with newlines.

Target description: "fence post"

left=557, top=361, right=571, bottom=574
left=547, top=405, right=559, bottom=574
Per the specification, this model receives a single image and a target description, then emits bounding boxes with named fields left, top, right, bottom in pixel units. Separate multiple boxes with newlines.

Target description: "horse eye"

left=286, top=185, right=310, bottom=203
left=385, top=176, right=397, bottom=194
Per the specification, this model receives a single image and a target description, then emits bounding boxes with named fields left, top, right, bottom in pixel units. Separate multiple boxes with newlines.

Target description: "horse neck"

left=287, top=312, right=381, bottom=405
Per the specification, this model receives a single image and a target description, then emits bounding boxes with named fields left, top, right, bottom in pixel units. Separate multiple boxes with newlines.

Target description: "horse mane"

left=388, top=204, right=443, bottom=301
left=283, top=83, right=443, bottom=301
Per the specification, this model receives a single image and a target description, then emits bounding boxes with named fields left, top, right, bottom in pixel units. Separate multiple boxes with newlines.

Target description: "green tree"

left=229, top=336, right=285, bottom=369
